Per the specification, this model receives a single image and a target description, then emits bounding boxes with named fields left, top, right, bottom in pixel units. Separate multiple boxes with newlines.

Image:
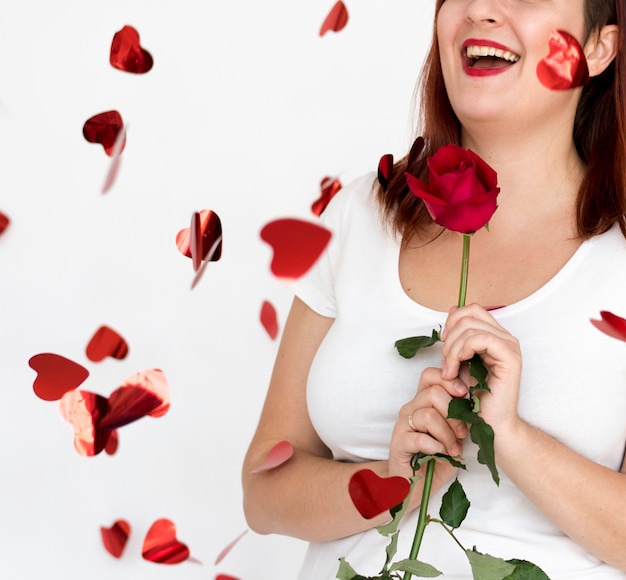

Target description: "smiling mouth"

left=465, top=45, right=520, bottom=70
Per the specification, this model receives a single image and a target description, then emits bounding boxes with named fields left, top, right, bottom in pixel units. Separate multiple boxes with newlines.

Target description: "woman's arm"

left=441, top=304, right=626, bottom=571
left=242, top=297, right=464, bottom=542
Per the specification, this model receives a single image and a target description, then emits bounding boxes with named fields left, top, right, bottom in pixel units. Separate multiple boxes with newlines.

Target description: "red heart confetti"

left=102, top=122, right=127, bottom=194
left=260, top=218, right=332, bottom=282
left=537, top=29, right=589, bottom=91
left=320, top=1, right=349, bottom=36
left=176, top=209, right=223, bottom=264
left=29, top=353, right=89, bottom=401
left=59, top=389, right=113, bottom=456
left=59, top=369, right=169, bottom=456
left=377, top=154, right=394, bottom=191
left=348, top=469, right=411, bottom=519
left=591, top=311, right=626, bottom=342
left=86, top=325, right=129, bottom=362
left=83, top=111, right=126, bottom=157
left=110, top=25, right=154, bottom=74
left=142, top=519, right=191, bottom=564
left=190, top=212, right=203, bottom=271
left=260, top=300, right=279, bottom=340
left=214, top=529, right=248, bottom=565
left=101, top=519, right=131, bottom=558
left=312, top=176, right=342, bottom=217
left=251, top=440, right=294, bottom=473
left=216, top=576, right=240, bottom=580
left=190, top=233, right=223, bottom=289
left=0, top=211, right=10, bottom=236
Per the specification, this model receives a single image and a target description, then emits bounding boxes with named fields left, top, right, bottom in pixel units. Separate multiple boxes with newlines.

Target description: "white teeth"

left=466, top=45, right=520, bottom=63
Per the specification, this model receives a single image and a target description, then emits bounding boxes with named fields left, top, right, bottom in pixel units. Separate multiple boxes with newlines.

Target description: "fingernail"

left=454, top=381, right=466, bottom=395
left=450, top=443, right=461, bottom=456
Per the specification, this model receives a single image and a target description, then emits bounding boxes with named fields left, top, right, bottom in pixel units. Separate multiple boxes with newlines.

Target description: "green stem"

left=429, top=518, right=467, bottom=553
left=403, top=235, right=471, bottom=580
left=402, top=459, right=435, bottom=580
left=458, top=234, right=471, bottom=308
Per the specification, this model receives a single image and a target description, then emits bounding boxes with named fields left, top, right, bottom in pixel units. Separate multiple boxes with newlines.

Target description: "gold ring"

left=408, top=412, right=417, bottom=431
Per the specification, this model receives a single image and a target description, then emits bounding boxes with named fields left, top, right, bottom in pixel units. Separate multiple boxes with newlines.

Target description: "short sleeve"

left=290, top=173, right=377, bottom=318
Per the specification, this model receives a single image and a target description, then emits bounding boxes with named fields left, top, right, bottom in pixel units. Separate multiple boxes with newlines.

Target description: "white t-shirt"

left=292, top=172, right=626, bottom=579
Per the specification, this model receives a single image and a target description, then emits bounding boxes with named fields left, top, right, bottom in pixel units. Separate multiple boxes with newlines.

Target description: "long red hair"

left=377, top=0, right=626, bottom=240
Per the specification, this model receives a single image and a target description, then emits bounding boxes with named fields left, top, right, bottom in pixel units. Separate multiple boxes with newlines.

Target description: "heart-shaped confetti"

left=348, top=469, right=410, bottom=519
left=83, top=111, right=125, bottom=157
left=377, top=154, right=394, bottom=191
left=59, top=369, right=169, bottom=456
left=260, top=218, right=332, bottom=281
left=102, top=123, right=127, bottom=194
left=59, top=389, right=113, bottom=456
left=142, top=519, right=191, bottom=564
left=0, top=211, right=10, bottom=236
left=537, top=29, right=589, bottom=91
left=29, top=353, right=89, bottom=401
left=110, top=25, right=154, bottom=74
left=591, top=310, right=626, bottom=342
left=312, top=177, right=342, bottom=217
left=101, top=519, right=131, bottom=558
left=215, top=576, right=239, bottom=580
left=176, top=209, right=223, bottom=264
left=260, top=300, right=279, bottom=340
left=320, top=1, right=349, bottom=36
left=86, top=326, right=129, bottom=362
left=251, top=440, right=294, bottom=473
left=406, top=136, right=426, bottom=174
left=215, top=529, right=248, bottom=565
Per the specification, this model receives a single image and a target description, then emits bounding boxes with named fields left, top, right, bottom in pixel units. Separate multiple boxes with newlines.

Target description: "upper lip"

left=462, top=38, right=521, bottom=63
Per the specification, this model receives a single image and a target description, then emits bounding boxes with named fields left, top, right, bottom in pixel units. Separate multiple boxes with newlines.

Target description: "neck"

left=460, top=122, right=585, bottom=236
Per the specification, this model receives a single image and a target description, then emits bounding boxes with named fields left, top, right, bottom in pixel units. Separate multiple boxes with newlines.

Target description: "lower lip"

left=462, top=63, right=513, bottom=77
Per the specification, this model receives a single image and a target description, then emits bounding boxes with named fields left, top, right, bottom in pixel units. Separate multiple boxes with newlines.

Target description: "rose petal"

left=591, top=311, right=626, bottom=342
left=29, top=353, right=90, bottom=401
left=214, top=529, right=248, bottom=565
left=260, top=218, right=332, bottom=281
left=0, top=211, right=10, bottom=236
left=320, top=1, right=348, bottom=36
left=86, top=326, right=129, bottom=362
left=110, top=25, right=154, bottom=74
left=101, top=520, right=131, bottom=558
left=251, top=440, right=294, bottom=473
left=537, top=29, right=589, bottom=90
left=83, top=111, right=125, bottom=157
left=260, top=300, right=279, bottom=340
left=142, top=519, right=190, bottom=564
left=312, top=177, right=342, bottom=217
left=348, top=469, right=410, bottom=519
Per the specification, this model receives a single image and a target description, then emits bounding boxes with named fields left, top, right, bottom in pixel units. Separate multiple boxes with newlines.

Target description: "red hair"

left=377, top=0, right=626, bottom=240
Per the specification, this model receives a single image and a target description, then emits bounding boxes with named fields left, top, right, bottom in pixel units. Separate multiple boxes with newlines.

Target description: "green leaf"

left=389, top=559, right=442, bottom=577
left=395, top=329, right=441, bottom=359
left=447, top=398, right=500, bottom=486
left=465, top=549, right=516, bottom=580
left=383, top=531, right=400, bottom=571
left=411, top=452, right=466, bottom=472
left=470, top=420, right=499, bottom=486
left=468, top=354, right=488, bottom=385
left=377, top=476, right=418, bottom=537
left=503, top=559, right=551, bottom=580
left=439, top=478, right=470, bottom=529
left=336, top=557, right=363, bottom=580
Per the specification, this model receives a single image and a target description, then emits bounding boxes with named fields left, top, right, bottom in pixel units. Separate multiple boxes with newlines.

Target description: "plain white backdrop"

left=0, top=1, right=434, bottom=578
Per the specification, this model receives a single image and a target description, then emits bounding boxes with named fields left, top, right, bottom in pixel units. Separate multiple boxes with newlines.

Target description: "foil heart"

left=110, top=25, right=154, bottom=74
left=537, top=29, right=589, bottom=90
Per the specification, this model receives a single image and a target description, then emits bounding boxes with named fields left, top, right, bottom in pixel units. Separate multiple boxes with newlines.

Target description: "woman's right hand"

left=389, top=367, right=468, bottom=486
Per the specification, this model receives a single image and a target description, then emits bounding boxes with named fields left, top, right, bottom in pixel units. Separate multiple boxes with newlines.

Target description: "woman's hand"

left=441, top=304, right=523, bottom=435
left=389, top=367, right=468, bottom=486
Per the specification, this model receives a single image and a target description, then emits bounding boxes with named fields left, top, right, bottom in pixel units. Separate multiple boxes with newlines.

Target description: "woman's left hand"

left=441, top=304, right=523, bottom=435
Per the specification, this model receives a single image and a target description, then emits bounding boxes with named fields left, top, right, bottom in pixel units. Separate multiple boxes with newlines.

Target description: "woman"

left=243, top=0, right=626, bottom=577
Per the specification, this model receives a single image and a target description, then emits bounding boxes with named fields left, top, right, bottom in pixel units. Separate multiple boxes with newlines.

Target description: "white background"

left=0, top=1, right=434, bottom=578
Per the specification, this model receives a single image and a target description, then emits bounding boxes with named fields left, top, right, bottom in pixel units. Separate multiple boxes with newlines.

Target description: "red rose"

left=405, top=144, right=500, bottom=234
